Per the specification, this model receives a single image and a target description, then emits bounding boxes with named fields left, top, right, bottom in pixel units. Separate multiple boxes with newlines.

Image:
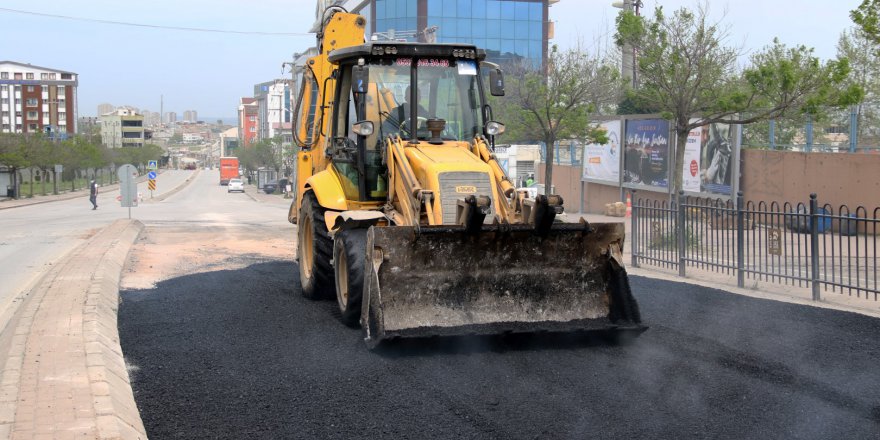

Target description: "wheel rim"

left=336, top=245, right=349, bottom=311
left=300, top=216, right=313, bottom=280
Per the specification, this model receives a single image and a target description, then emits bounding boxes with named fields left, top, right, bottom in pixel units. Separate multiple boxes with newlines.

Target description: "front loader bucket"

left=361, top=222, right=645, bottom=348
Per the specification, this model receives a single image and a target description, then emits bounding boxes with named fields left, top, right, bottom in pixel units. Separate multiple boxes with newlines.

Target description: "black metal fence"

left=631, top=192, right=879, bottom=301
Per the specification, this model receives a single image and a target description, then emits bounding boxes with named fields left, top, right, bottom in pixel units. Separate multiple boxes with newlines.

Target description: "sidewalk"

left=0, top=170, right=169, bottom=211
left=0, top=220, right=147, bottom=440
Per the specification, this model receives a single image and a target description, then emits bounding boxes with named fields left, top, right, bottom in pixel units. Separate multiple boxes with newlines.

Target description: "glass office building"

left=342, top=0, right=550, bottom=69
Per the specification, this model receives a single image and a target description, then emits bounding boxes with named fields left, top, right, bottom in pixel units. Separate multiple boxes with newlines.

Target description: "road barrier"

left=631, top=191, right=879, bottom=301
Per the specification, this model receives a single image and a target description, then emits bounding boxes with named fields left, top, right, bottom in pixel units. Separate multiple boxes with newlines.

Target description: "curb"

left=0, top=220, right=147, bottom=439
left=0, top=170, right=169, bottom=211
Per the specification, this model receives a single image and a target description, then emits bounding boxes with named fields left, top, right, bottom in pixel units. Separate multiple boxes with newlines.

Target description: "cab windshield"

left=365, top=57, right=484, bottom=144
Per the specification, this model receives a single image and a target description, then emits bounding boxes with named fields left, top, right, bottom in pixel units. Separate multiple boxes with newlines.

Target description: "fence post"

left=736, top=191, right=745, bottom=288
left=849, top=105, right=858, bottom=153
left=809, top=193, right=821, bottom=301
left=769, top=119, right=776, bottom=150
left=805, top=115, right=814, bottom=152
left=677, top=190, right=686, bottom=277
left=630, top=189, right=638, bottom=268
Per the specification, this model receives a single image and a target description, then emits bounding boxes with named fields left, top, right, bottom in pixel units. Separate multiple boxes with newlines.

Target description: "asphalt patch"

left=119, top=264, right=880, bottom=439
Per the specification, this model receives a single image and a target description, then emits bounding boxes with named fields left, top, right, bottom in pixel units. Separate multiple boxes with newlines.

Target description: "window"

left=26, top=73, right=34, bottom=80
left=58, top=111, right=66, bottom=120
left=249, top=116, right=256, bottom=122
left=25, top=98, right=37, bottom=107
left=27, top=111, right=38, bottom=120
left=27, top=86, right=34, bottom=92
left=0, top=72, right=7, bottom=79
left=61, top=73, right=72, bottom=80
left=41, top=73, right=48, bottom=80
left=14, top=73, right=22, bottom=80
left=28, top=123, right=37, bottom=131
left=49, top=73, right=56, bottom=80
left=58, top=98, right=65, bottom=106
left=57, top=85, right=65, bottom=94
left=14, top=99, right=21, bottom=106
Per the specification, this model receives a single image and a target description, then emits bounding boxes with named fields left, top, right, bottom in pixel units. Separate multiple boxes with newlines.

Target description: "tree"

left=0, top=134, right=31, bottom=198
left=838, top=27, right=880, bottom=145
left=496, top=45, right=621, bottom=195
left=851, top=0, right=880, bottom=51
left=616, top=4, right=864, bottom=193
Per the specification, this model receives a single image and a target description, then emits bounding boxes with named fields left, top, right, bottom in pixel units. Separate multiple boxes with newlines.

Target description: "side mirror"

left=489, top=68, right=505, bottom=96
left=352, top=65, right=369, bottom=94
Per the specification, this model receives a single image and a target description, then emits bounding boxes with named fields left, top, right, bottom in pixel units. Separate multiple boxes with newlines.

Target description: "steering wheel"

left=399, top=116, right=428, bottom=137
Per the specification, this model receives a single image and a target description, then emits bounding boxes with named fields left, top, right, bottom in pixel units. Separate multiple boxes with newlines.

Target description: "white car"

left=227, top=178, right=244, bottom=193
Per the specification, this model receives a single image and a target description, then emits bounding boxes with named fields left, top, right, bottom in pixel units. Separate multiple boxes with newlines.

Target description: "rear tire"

left=298, top=190, right=335, bottom=299
left=333, top=229, right=367, bottom=327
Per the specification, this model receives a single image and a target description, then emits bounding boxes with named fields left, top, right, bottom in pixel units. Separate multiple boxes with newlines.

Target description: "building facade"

left=0, top=61, right=79, bottom=138
left=96, top=103, right=114, bottom=116
left=253, top=81, right=292, bottom=142
left=316, top=0, right=555, bottom=68
left=100, top=108, right=145, bottom=148
left=238, top=97, right=259, bottom=147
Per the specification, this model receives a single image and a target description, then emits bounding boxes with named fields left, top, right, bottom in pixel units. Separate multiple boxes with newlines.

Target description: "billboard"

left=582, top=120, right=621, bottom=184
left=623, top=119, right=670, bottom=189
left=682, top=120, right=735, bottom=195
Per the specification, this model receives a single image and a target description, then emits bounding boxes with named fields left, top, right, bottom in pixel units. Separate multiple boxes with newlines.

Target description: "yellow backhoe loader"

left=288, top=7, right=644, bottom=348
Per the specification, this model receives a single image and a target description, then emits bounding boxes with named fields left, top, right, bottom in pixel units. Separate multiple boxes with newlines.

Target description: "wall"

left=536, top=163, right=668, bottom=213
left=535, top=150, right=880, bottom=214
left=741, top=150, right=880, bottom=210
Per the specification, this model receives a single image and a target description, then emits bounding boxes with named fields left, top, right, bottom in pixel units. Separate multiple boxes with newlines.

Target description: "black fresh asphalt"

left=119, top=260, right=880, bottom=439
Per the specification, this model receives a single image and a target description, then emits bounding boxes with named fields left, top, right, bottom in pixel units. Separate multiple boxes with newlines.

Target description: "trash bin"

left=6, top=185, right=15, bottom=198
left=839, top=214, right=860, bottom=236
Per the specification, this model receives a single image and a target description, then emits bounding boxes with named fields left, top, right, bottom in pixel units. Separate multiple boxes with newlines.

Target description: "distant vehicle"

left=227, top=178, right=244, bottom=193
left=184, top=163, right=196, bottom=170
left=262, top=180, right=278, bottom=194
left=219, top=157, right=240, bottom=185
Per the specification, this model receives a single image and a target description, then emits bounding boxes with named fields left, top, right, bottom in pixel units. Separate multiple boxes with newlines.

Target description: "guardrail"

left=631, top=191, right=879, bottom=301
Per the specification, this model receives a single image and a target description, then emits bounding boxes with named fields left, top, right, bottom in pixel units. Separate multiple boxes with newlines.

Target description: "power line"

left=0, top=7, right=314, bottom=36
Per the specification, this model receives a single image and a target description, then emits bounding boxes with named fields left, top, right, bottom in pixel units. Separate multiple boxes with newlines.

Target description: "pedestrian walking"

left=89, top=179, right=98, bottom=210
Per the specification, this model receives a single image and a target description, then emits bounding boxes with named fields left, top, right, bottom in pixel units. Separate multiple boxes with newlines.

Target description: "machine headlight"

left=352, top=121, right=374, bottom=136
left=485, top=121, right=506, bottom=136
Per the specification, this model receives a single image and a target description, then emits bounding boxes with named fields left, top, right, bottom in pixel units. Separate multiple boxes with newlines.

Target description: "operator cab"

left=325, top=42, right=506, bottom=202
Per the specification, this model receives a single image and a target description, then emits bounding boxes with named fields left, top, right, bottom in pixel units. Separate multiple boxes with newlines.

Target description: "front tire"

left=333, top=229, right=367, bottom=327
left=298, top=190, right=335, bottom=299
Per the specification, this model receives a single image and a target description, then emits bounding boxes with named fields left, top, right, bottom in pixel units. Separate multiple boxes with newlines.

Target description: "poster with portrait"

left=582, top=120, right=621, bottom=184
left=623, top=119, right=670, bottom=189
left=681, top=120, right=734, bottom=195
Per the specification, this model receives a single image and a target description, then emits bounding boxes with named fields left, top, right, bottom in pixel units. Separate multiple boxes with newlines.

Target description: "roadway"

left=107, top=169, right=880, bottom=439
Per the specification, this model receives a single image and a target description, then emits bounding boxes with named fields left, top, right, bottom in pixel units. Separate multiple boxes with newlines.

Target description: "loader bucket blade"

left=361, top=223, right=645, bottom=347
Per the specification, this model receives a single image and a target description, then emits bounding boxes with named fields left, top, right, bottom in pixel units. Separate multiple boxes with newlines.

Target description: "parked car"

left=262, top=180, right=278, bottom=194
left=227, top=178, right=244, bottom=193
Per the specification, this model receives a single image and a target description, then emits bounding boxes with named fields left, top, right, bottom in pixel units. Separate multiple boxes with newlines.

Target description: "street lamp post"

left=611, top=0, right=643, bottom=89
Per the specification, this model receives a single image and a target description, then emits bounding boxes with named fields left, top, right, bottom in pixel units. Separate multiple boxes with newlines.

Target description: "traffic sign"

left=117, top=164, right=139, bottom=209
left=148, top=171, right=157, bottom=179
left=148, top=179, right=156, bottom=191
left=147, top=160, right=158, bottom=170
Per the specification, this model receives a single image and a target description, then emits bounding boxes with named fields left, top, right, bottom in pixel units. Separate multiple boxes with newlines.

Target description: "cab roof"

left=328, top=41, right=487, bottom=64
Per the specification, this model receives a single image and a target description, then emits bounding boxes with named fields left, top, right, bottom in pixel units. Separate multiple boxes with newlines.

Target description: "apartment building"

left=100, top=108, right=145, bottom=148
left=0, top=61, right=79, bottom=138
left=238, top=97, right=259, bottom=147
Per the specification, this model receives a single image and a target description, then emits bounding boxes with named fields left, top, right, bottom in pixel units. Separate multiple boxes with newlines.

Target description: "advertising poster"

left=682, top=125, right=703, bottom=193
left=686, top=120, right=734, bottom=195
left=582, top=120, right=621, bottom=183
left=623, top=119, right=670, bottom=188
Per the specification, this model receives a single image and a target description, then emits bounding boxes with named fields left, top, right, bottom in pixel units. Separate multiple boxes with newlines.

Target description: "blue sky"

left=0, top=0, right=864, bottom=118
